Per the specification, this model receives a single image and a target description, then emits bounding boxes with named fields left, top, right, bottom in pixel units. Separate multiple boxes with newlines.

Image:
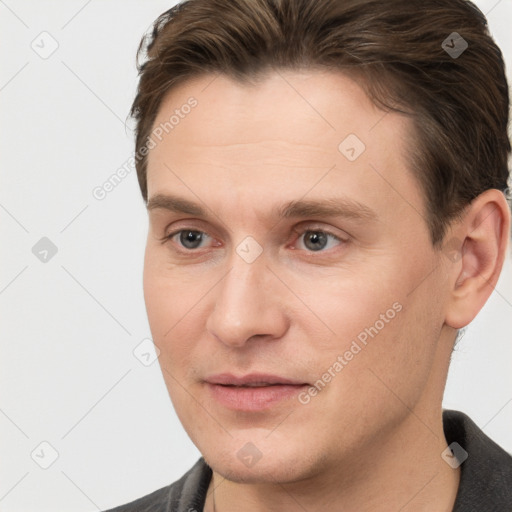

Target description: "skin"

left=143, top=70, right=510, bottom=511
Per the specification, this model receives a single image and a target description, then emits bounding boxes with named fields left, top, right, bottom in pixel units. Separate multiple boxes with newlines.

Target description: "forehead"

left=149, top=70, right=388, bottom=155
left=145, top=70, right=426, bottom=229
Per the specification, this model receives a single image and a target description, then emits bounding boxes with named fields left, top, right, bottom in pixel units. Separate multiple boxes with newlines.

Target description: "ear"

left=444, top=189, right=511, bottom=330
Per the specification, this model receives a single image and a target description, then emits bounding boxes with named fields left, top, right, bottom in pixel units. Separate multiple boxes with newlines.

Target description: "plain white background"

left=0, top=1, right=511, bottom=510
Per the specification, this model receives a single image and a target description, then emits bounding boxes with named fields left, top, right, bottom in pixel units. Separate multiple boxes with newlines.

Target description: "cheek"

left=143, top=245, right=198, bottom=336
left=302, top=258, right=437, bottom=403
left=143, top=265, right=170, bottom=341
left=143, top=250, right=209, bottom=380
left=347, top=284, right=438, bottom=405
left=144, top=268, right=204, bottom=424
left=286, top=261, right=402, bottom=353
left=302, top=299, right=436, bottom=456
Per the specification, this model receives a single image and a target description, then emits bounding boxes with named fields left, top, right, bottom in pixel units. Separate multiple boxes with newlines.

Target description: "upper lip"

left=205, top=373, right=308, bottom=386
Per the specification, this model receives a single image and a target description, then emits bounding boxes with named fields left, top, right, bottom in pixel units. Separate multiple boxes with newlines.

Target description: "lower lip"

left=206, top=383, right=308, bottom=411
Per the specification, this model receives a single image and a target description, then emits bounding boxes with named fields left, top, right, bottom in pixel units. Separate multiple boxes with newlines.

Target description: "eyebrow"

left=146, top=193, right=378, bottom=222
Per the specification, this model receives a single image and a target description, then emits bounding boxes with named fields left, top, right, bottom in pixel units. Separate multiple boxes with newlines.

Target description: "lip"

left=205, top=373, right=307, bottom=386
left=205, top=373, right=309, bottom=411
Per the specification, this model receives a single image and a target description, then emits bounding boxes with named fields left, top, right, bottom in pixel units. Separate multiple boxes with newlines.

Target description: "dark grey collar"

left=444, top=410, right=512, bottom=511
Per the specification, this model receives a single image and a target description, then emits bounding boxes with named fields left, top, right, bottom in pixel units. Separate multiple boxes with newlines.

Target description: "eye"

left=160, top=226, right=347, bottom=254
left=295, top=229, right=345, bottom=252
left=162, top=229, right=212, bottom=250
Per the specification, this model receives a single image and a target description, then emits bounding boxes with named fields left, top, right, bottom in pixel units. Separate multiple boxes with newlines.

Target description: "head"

left=134, top=0, right=511, bottom=484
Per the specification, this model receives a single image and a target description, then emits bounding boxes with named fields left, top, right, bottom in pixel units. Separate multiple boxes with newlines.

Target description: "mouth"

left=204, top=373, right=310, bottom=411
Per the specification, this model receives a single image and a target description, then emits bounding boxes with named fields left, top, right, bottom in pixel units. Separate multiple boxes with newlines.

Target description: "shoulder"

left=443, top=409, right=512, bottom=511
left=102, top=457, right=212, bottom=512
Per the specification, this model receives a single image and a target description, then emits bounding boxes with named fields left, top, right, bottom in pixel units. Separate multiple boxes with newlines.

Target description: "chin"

left=206, top=456, right=303, bottom=484
left=200, top=435, right=320, bottom=485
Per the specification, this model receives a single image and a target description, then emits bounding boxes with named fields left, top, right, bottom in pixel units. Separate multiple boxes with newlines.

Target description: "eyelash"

left=159, top=226, right=347, bottom=254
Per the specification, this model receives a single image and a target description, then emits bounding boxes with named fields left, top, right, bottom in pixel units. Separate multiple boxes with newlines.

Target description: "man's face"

left=143, top=71, right=453, bottom=483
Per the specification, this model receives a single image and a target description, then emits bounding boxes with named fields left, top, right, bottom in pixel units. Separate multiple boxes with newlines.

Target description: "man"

left=105, top=0, right=512, bottom=510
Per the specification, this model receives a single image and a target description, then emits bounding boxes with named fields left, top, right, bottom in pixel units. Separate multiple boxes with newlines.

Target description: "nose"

left=205, top=251, right=289, bottom=348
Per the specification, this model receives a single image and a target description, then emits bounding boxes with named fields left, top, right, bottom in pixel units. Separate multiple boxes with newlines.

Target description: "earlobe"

left=444, top=189, right=510, bottom=330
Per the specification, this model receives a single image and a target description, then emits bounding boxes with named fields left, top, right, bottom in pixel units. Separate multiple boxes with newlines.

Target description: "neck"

left=205, top=408, right=460, bottom=512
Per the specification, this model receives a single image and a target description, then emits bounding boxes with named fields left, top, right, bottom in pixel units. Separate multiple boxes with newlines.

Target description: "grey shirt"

left=103, top=410, right=512, bottom=511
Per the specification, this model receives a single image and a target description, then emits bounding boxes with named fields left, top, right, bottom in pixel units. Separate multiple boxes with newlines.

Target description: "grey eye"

left=303, top=231, right=329, bottom=251
left=179, top=230, right=204, bottom=249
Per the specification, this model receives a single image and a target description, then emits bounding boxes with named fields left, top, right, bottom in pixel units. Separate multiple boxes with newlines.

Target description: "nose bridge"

left=206, top=249, right=285, bottom=347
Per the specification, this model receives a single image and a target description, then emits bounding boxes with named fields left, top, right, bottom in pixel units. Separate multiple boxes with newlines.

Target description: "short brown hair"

left=130, top=0, right=511, bottom=247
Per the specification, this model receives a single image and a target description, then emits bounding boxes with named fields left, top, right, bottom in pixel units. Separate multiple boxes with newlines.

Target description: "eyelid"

left=157, top=217, right=216, bottom=244
left=291, top=222, right=349, bottom=242
left=158, top=227, right=212, bottom=245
